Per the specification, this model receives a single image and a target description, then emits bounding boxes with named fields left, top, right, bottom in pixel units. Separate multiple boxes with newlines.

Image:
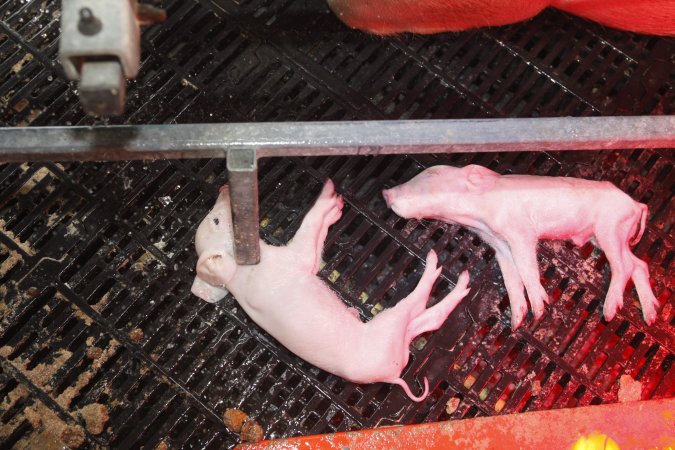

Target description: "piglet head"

left=383, top=165, right=463, bottom=218
left=192, top=185, right=237, bottom=302
left=195, top=185, right=235, bottom=257
left=383, top=165, right=499, bottom=219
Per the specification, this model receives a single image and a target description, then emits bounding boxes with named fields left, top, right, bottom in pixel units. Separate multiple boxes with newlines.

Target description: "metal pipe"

left=2, top=116, right=672, bottom=264
left=0, top=116, right=673, bottom=162
left=227, top=148, right=260, bottom=265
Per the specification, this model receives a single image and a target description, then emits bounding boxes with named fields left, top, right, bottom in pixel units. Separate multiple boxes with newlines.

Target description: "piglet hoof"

left=436, top=271, right=471, bottom=311
left=425, top=250, right=439, bottom=269
left=326, top=194, right=344, bottom=226
left=442, top=271, right=471, bottom=306
left=322, top=178, right=335, bottom=194
left=640, top=295, right=660, bottom=325
left=425, top=250, right=443, bottom=282
left=510, top=301, right=528, bottom=330
left=528, top=286, right=549, bottom=320
left=316, top=179, right=344, bottom=224
left=455, top=270, right=470, bottom=292
left=532, top=302, right=546, bottom=321
left=602, top=298, right=623, bottom=323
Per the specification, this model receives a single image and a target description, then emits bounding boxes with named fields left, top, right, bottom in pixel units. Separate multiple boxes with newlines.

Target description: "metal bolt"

left=78, top=7, right=102, bottom=36
left=79, top=7, right=93, bottom=21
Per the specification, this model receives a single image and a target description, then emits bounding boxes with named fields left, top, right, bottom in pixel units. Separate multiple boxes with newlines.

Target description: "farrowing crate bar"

left=2, top=115, right=674, bottom=264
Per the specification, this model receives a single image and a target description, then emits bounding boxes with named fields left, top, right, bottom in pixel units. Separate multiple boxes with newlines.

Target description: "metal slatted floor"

left=0, top=0, right=673, bottom=448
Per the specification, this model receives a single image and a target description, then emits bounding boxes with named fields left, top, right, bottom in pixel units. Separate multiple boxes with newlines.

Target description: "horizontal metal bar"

left=0, top=116, right=673, bottom=162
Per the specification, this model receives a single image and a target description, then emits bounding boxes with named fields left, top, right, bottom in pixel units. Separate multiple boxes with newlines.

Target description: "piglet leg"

left=477, top=232, right=529, bottom=329
left=595, top=230, right=631, bottom=322
left=401, top=250, right=444, bottom=318
left=385, top=255, right=470, bottom=404
left=408, top=271, right=470, bottom=336
left=366, top=251, right=443, bottom=340
left=599, top=230, right=659, bottom=323
left=290, top=179, right=344, bottom=273
left=597, top=213, right=660, bottom=323
left=505, top=236, right=549, bottom=321
left=496, top=252, right=530, bottom=329
left=360, top=251, right=443, bottom=403
left=628, top=253, right=659, bottom=324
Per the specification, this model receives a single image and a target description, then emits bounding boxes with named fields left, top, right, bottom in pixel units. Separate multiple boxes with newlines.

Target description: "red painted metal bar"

left=240, top=399, right=675, bottom=449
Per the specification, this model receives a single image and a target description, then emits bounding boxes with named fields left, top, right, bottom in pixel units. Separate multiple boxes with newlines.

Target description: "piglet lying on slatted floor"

left=192, top=180, right=471, bottom=401
left=383, top=165, right=660, bottom=329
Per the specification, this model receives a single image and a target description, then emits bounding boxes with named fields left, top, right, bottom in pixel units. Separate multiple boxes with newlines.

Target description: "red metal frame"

left=240, top=399, right=675, bottom=449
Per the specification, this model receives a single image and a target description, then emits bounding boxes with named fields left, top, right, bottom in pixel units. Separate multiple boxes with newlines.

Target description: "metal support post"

left=227, top=148, right=260, bottom=265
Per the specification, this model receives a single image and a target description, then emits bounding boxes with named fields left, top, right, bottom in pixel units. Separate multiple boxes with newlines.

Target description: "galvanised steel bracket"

left=59, top=0, right=165, bottom=117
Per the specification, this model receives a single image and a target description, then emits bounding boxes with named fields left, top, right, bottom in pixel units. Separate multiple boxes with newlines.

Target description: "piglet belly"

left=489, top=183, right=599, bottom=239
left=231, top=273, right=362, bottom=376
left=534, top=206, right=596, bottom=243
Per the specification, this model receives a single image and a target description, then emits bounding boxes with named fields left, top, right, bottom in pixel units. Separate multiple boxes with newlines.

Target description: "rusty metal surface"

left=228, top=148, right=261, bottom=265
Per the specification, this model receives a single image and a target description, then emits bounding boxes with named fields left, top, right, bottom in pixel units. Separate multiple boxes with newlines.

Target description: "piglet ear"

left=196, top=253, right=236, bottom=288
left=463, top=164, right=499, bottom=193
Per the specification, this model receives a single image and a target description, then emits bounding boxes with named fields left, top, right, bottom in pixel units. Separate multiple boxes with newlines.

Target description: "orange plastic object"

left=239, top=398, right=674, bottom=449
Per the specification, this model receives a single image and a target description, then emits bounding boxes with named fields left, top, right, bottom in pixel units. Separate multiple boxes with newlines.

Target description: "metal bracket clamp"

left=59, top=0, right=165, bottom=117
left=59, top=0, right=139, bottom=117
left=227, top=148, right=260, bottom=265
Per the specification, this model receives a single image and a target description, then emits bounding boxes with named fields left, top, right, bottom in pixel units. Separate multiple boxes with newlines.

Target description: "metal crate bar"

left=0, top=116, right=673, bottom=161
left=1, top=115, right=673, bottom=264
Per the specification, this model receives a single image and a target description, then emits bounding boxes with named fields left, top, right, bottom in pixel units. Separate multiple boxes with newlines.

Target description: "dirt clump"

left=60, top=425, right=85, bottom=448
left=240, top=418, right=264, bottom=443
left=78, top=403, right=109, bottom=435
left=87, top=346, right=103, bottom=360
left=128, top=327, right=144, bottom=343
left=618, top=374, right=642, bottom=402
left=21, top=402, right=86, bottom=449
left=223, top=408, right=248, bottom=433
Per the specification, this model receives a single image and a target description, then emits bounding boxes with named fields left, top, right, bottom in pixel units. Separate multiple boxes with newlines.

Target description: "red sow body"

left=327, top=0, right=675, bottom=36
